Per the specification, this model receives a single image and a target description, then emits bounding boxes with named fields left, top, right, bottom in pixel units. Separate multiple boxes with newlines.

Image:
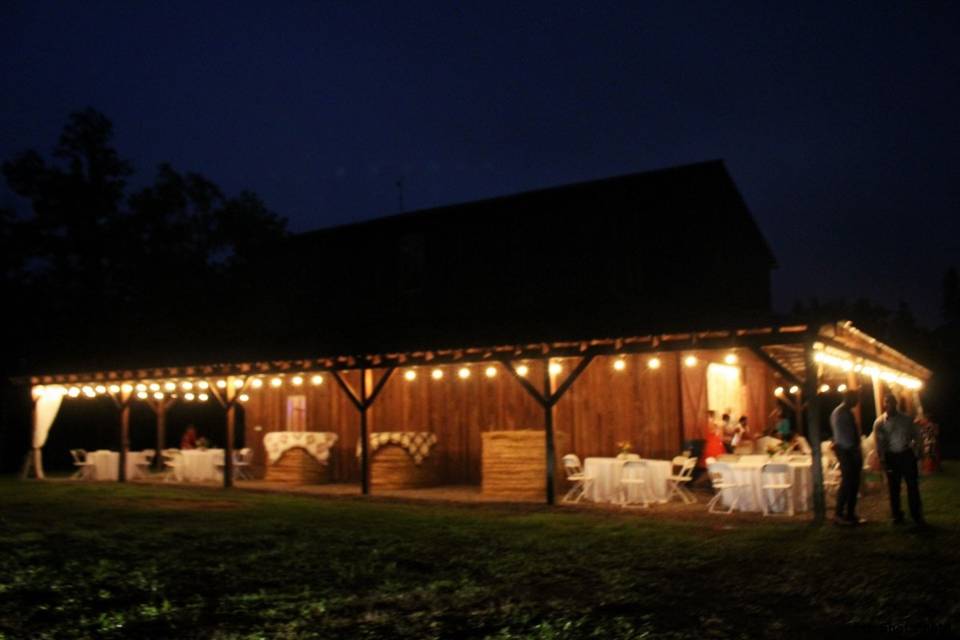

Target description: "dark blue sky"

left=3, top=2, right=958, bottom=325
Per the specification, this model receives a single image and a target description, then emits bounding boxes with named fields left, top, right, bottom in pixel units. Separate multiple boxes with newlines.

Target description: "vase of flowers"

left=616, top=441, right=632, bottom=460
left=196, top=437, right=210, bottom=450
left=766, top=441, right=790, bottom=459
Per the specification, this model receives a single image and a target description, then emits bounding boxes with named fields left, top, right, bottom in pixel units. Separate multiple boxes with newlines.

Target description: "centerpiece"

left=195, top=437, right=211, bottom=450
left=616, top=441, right=633, bottom=460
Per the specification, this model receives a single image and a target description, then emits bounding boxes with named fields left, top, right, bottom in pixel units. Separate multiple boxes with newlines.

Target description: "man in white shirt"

left=874, top=394, right=925, bottom=526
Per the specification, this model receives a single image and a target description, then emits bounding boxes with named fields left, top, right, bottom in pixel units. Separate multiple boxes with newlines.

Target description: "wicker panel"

left=263, top=447, right=330, bottom=484
left=481, top=429, right=569, bottom=501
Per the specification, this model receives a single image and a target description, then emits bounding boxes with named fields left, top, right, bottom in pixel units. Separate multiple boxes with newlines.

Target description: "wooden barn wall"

left=243, top=350, right=776, bottom=484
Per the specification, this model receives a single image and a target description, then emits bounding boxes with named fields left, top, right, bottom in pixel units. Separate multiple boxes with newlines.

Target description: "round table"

left=176, top=449, right=224, bottom=482
left=582, top=457, right=673, bottom=503
left=722, top=456, right=812, bottom=512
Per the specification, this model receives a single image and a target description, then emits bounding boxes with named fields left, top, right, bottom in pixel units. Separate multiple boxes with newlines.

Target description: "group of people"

left=830, top=390, right=926, bottom=527
left=702, top=409, right=811, bottom=459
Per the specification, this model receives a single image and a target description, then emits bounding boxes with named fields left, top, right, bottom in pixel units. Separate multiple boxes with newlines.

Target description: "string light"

left=613, top=359, right=626, bottom=371
left=136, top=391, right=148, bottom=400
left=251, top=378, right=264, bottom=389
left=404, top=370, right=417, bottom=381
left=724, top=353, right=738, bottom=365
left=95, top=385, right=106, bottom=395
left=270, top=377, right=282, bottom=388
left=431, top=368, right=444, bottom=380
left=233, top=378, right=245, bottom=389
left=153, top=392, right=164, bottom=400
left=647, top=357, right=661, bottom=370
left=458, top=367, right=471, bottom=379
left=68, top=387, right=80, bottom=398
left=485, top=366, right=497, bottom=378
left=135, top=383, right=147, bottom=392
left=837, top=384, right=848, bottom=393
left=197, top=380, right=209, bottom=390
left=819, top=384, right=830, bottom=393
left=181, top=381, right=193, bottom=391
left=516, top=364, right=529, bottom=377
left=108, top=384, right=121, bottom=394
left=164, top=382, right=176, bottom=392
left=184, top=392, right=195, bottom=401
left=291, top=375, right=303, bottom=386
left=684, top=355, right=698, bottom=367
left=83, top=386, right=96, bottom=398
left=239, top=393, right=250, bottom=403
left=216, top=379, right=227, bottom=389
left=120, top=383, right=133, bottom=393
left=549, top=362, right=562, bottom=375
left=789, top=385, right=800, bottom=395
left=149, top=383, right=160, bottom=392
left=310, top=375, right=323, bottom=385
left=198, top=393, right=209, bottom=402
left=774, top=386, right=784, bottom=396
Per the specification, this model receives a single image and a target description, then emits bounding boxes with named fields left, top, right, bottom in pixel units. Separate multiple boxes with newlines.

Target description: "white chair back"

left=761, top=462, right=790, bottom=475
left=70, top=449, right=86, bottom=464
left=562, top=454, right=583, bottom=478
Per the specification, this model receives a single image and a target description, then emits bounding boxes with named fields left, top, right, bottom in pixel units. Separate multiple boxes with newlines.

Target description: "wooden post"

left=118, top=392, right=130, bottom=482
left=224, top=376, right=237, bottom=489
left=21, top=394, right=42, bottom=479
left=359, top=368, right=370, bottom=495
left=675, top=353, right=686, bottom=453
left=803, top=342, right=826, bottom=522
left=155, top=399, right=167, bottom=470
left=543, top=360, right=556, bottom=505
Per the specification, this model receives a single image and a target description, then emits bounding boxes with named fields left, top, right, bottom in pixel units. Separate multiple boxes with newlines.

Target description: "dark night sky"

left=2, top=2, right=958, bottom=325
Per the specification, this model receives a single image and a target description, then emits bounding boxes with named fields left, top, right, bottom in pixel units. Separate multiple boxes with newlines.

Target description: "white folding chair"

left=134, top=450, right=155, bottom=479
left=70, top=449, right=94, bottom=480
left=822, top=457, right=841, bottom=496
left=561, top=454, right=593, bottom=503
left=618, top=460, right=651, bottom=508
left=161, top=450, right=182, bottom=482
left=665, top=455, right=698, bottom=504
left=232, top=447, right=253, bottom=480
left=760, top=463, right=794, bottom=516
left=706, top=462, right=745, bottom=514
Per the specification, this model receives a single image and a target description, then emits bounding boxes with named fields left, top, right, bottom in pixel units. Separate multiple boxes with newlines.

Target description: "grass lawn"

left=1, top=467, right=958, bottom=639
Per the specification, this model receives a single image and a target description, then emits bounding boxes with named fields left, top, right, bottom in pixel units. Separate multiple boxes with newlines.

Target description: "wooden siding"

left=243, top=351, right=777, bottom=484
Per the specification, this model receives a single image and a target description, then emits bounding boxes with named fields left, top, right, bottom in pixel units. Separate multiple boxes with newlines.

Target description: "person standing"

left=875, top=394, right=925, bottom=526
left=829, top=389, right=863, bottom=525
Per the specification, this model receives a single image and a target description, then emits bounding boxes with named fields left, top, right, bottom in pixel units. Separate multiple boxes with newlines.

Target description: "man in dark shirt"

left=829, top=389, right=862, bottom=525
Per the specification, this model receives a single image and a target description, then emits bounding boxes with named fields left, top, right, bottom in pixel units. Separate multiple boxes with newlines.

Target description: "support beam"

left=542, top=361, right=556, bottom=505
left=118, top=400, right=130, bottom=482
left=803, top=342, right=826, bottom=522
left=748, top=345, right=803, bottom=387
left=501, top=354, right=596, bottom=505
left=359, top=368, right=369, bottom=495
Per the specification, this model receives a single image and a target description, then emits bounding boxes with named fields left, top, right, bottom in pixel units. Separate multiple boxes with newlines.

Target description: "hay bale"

left=264, top=447, right=330, bottom=484
left=370, top=445, right=439, bottom=490
left=481, top=430, right=569, bottom=501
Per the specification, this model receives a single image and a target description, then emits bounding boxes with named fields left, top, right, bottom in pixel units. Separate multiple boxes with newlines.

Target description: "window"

left=286, top=395, right=307, bottom=431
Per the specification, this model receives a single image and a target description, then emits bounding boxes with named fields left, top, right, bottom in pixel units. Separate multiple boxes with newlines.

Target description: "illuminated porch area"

left=24, top=320, right=931, bottom=519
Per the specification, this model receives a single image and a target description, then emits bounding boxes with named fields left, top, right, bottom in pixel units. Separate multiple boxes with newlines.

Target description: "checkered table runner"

left=264, top=431, right=339, bottom=465
left=356, top=432, right=438, bottom=465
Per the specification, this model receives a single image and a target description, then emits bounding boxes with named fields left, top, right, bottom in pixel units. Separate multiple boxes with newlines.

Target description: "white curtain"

left=707, top=364, right=744, bottom=419
left=29, top=386, right=66, bottom=479
left=34, top=386, right=66, bottom=447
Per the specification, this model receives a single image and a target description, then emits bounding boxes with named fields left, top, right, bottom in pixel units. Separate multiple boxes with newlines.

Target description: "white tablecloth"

left=85, top=450, right=151, bottom=481
left=722, top=457, right=812, bottom=512
left=176, top=449, right=224, bottom=482
left=582, top=457, right=673, bottom=503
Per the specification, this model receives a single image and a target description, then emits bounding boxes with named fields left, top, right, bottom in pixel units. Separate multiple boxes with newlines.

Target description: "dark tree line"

left=790, top=268, right=960, bottom=456
left=0, top=109, right=288, bottom=375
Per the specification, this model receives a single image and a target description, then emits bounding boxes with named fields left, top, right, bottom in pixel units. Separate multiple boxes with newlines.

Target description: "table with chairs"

left=70, top=449, right=155, bottom=481
left=706, top=454, right=813, bottom=515
left=567, top=455, right=679, bottom=506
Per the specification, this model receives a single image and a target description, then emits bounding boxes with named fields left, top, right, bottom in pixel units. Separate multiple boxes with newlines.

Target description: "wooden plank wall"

left=243, top=351, right=775, bottom=484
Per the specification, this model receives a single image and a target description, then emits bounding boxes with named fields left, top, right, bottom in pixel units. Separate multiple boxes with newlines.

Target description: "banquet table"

left=85, top=450, right=152, bottom=481
left=721, top=456, right=812, bottom=513
left=175, top=449, right=224, bottom=482
left=582, top=457, right=673, bottom=503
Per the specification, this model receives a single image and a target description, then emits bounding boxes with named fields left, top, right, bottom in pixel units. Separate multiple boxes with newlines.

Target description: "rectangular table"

left=582, top=457, right=673, bottom=503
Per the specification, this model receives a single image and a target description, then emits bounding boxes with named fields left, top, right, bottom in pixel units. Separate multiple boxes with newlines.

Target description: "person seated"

left=774, top=408, right=792, bottom=440
left=756, top=432, right=783, bottom=455
left=180, top=425, right=198, bottom=450
left=784, top=430, right=812, bottom=455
